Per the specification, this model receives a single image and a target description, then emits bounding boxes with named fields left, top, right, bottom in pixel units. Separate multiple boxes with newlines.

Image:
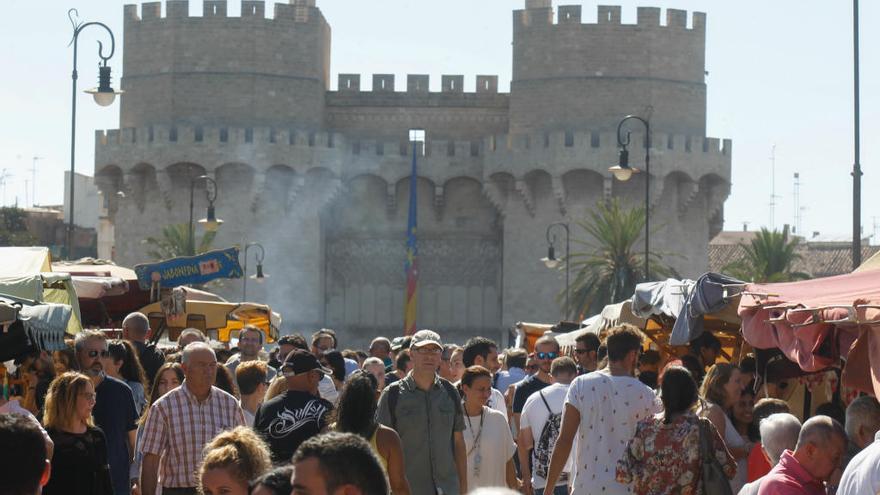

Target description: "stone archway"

left=322, top=174, right=503, bottom=345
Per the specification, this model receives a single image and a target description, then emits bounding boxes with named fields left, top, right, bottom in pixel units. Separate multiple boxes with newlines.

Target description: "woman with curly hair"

left=104, top=339, right=149, bottom=413
left=199, top=426, right=272, bottom=495
left=42, top=371, right=113, bottom=495
left=333, top=370, right=410, bottom=495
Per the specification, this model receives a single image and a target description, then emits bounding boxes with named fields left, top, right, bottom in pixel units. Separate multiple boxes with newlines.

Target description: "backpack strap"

left=387, top=382, right=401, bottom=431
left=538, top=389, right=553, bottom=414
left=439, top=377, right=464, bottom=417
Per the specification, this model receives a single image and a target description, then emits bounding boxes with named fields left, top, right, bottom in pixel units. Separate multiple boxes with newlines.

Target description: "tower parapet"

left=510, top=2, right=707, bottom=135
left=121, top=0, right=331, bottom=129
left=326, top=74, right=509, bottom=141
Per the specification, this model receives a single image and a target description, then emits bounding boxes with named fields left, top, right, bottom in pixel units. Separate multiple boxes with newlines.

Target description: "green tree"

left=565, top=198, right=676, bottom=319
left=723, top=227, right=809, bottom=282
left=0, top=207, right=37, bottom=246
left=143, top=223, right=215, bottom=260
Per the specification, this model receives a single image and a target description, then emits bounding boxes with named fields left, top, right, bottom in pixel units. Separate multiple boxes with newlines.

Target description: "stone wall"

left=121, top=0, right=331, bottom=129
left=97, top=1, right=732, bottom=343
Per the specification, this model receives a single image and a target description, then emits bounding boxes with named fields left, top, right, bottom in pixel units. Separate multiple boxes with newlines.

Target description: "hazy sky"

left=1, top=1, right=877, bottom=240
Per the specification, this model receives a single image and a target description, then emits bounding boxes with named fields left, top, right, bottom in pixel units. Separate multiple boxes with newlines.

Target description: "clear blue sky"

left=1, top=0, right=877, bottom=240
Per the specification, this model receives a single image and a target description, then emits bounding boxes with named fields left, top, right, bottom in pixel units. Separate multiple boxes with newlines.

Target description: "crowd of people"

left=1, top=313, right=880, bottom=495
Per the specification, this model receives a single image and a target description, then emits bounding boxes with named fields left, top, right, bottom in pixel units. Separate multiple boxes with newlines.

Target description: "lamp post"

left=67, top=9, right=122, bottom=260
left=852, top=0, right=862, bottom=269
left=609, top=115, right=651, bottom=281
left=242, top=242, right=268, bottom=301
left=188, top=175, right=223, bottom=256
left=541, top=222, right=570, bottom=318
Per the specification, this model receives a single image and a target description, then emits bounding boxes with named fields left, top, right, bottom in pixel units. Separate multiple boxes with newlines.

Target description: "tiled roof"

left=708, top=232, right=880, bottom=279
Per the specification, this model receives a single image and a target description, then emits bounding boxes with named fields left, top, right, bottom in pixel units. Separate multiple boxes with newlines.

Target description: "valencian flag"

left=403, top=133, right=420, bottom=335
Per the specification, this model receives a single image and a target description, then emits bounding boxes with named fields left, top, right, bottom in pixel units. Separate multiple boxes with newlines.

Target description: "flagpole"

left=404, top=129, right=424, bottom=335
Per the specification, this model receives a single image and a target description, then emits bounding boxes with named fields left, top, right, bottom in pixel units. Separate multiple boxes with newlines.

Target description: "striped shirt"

left=139, top=382, right=245, bottom=488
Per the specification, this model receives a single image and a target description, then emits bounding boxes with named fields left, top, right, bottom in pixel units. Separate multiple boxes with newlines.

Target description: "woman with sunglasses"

left=42, top=371, right=113, bottom=495
left=461, top=365, right=518, bottom=491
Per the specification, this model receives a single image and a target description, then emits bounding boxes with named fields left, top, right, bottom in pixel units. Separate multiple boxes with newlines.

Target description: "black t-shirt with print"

left=253, top=389, right=333, bottom=464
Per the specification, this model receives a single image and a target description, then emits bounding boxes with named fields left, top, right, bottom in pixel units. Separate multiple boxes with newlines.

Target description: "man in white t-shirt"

left=544, top=325, right=661, bottom=495
left=519, top=356, right=578, bottom=495
left=462, top=336, right=508, bottom=421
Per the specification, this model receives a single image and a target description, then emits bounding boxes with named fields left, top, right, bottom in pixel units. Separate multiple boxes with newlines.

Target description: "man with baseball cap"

left=378, top=330, right=468, bottom=494
left=254, top=350, right=334, bottom=463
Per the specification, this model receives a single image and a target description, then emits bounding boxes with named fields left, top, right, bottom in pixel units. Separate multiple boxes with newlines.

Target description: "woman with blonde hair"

left=199, top=426, right=273, bottom=495
left=699, top=363, right=751, bottom=493
left=42, top=371, right=113, bottom=495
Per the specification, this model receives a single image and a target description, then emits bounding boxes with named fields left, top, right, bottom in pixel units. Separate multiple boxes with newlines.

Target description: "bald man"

left=758, top=415, right=846, bottom=495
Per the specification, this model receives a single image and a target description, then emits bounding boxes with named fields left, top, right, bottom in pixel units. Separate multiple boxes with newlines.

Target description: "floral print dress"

left=616, top=412, right=736, bottom=495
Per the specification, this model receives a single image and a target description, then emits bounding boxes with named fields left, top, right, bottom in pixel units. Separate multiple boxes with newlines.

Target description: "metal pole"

left=546, top=222, right=570, bottom=318
left=564, top=223, right=570, bottom=318
left=68, top=29, right=78, bottom=259
left=188, top=178, right=196, bottom=256
left=852, top=0, right=862, bottom=269
left=242, top=245, right=249, bottom=301
left=67, top=10, right=116, bottom=260
left=644, top=121, right=651, bottom=282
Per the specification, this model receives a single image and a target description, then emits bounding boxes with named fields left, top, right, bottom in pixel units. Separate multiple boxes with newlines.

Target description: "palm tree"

left=143, top=223, right=216, bottom=260
left=564, top=198, right=676, bottom=319
left=722, top=227, right=809, bottom=282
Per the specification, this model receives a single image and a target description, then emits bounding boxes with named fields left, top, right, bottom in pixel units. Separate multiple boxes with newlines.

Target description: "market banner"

left=134, top=247, right=243, bottom=289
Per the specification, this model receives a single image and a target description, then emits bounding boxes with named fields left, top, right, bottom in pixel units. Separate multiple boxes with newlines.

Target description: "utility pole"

left=769, top=145, right=781, bottom=230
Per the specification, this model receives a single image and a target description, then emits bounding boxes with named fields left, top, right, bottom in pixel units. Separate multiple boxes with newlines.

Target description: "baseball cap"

left=410, top=329, right=442, bottom=349
left=282, top=350, right=332, bottom=376
left=390, top=336, right=411, bottom=352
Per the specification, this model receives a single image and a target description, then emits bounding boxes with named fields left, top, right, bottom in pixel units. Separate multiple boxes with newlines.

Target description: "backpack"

left=386, top=377, right=462, bottom=431
left=533, top=390, right=563, bottom=480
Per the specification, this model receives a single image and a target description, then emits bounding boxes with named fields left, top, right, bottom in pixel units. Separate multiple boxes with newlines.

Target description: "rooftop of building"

left=708, top=230, right=878, bottom=279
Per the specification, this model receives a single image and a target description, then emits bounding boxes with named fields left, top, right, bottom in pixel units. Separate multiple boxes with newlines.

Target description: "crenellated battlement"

left=514, top=4, right=705, bottom=32
left=124, top=0, right=323, bottom=24
left=333, top=74, right=502, bottom=95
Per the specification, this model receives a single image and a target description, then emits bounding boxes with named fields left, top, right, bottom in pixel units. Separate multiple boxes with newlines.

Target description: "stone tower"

left=95, top=0, right=731, bottom=346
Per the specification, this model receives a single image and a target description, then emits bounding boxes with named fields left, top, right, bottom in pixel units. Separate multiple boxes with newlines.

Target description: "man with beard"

left=74, top=330, right=139, bottom=495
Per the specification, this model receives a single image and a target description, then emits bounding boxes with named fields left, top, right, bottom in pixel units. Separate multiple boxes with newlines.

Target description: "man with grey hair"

left=121, top=311, right=165, bottom=382
left=140, top=342, right=244, bottom=495
left=177, top=327, right=207, bottom=351
left=75, top=329, right=139, bottom=495
left=844, top=396, right=880, bottom=461
left=838, top=398, right=880, bottom=495
left=738, top=413, right=802, bottom=495
left=757, top=415, right=847, bottom=495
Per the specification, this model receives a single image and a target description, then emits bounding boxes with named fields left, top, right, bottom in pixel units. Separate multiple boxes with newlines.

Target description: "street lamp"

left=242, top=242, right=269, bottom=301
left=188, top=175, right=223, bottom=256
left=609, top=114, right=651, bottom=281
left=67, top=8, right=122, bottom=259
left=541, top=222, right=570, bottom=318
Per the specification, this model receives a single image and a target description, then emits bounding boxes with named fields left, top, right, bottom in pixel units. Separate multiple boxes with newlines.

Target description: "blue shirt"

left=494, top=366, right=527, bottom=393
left=93, top=375, right=138, bottom=495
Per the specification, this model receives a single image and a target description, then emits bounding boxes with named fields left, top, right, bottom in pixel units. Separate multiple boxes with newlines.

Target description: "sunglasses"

left=537, top=352, right=558, bottom=360
left=574, top=349, right=592, bottom=354
left=87, top=350, right=110, bottom=358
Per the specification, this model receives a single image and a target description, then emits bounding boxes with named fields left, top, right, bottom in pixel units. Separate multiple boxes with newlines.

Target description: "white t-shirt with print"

left=565, top=370, right=661, bottom=495
left=520, top=382, right=573, bottom=489
left=463, top=406, right=516, bottom=490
